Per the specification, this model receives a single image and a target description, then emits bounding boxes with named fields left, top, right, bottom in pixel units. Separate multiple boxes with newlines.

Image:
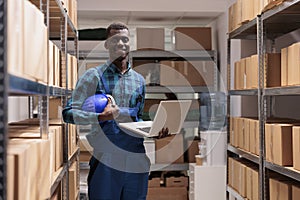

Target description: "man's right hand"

left=97, top=103, right=120, bottom=121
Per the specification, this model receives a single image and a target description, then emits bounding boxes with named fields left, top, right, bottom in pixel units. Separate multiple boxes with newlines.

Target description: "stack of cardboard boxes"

left=147, top=172, right=189, bottom=200
left=228, top=0, right=287, bottom=33
left=134, top=27, right=214, bottom=88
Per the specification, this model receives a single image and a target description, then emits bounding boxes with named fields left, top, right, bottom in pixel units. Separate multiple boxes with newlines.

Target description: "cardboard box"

left=186, top=139, right=199, bottom=163
left=244, top=118, right=250, bottom=152
left=246, top=165, right=259, bottom=200
left=249, top=119, right=259, bottom=155
left=227, top=158, right=233, bottom=187
left=173, top=27, right=212, bottom=50
left=252, top=168, right=259, bottom=200
left=250, top=54, right=259, bottom=89
left=49, top=98, right=62, bottom=119
left=281, top=47, right=289, bottom=86
left=79, top=151, right=92, bottom=163
left=133, top=60, right=160, bottom=85
left=155, top=134, right=184, bottom=164
left=269, top=178, right=292, bottom=200
left=148, top=177, right=161, bottom=187
left=160, top=61, right=214, bottom=86
left=7, top=0, right=24, bottom=78
left=7, top=144, right=31, bottom=200
left=136, top=28, right=165, bottom=50
left=54, top=45, right=61, bottom=87
left=228, top=4, right=234, bottom=33
left=240, top=58, right=247, bottom=89
left=235, top=0, right=243, bottom=27
left=238, top=163, right=247, bottom=197
left=8, top=138, right=51, bottom=200
left=69, top=161, right=78, bottom=200
left=288, top=42, right=300, bottom=86
left=237, top=117, right=244, bottom=149
left=265, top=123, right=293, bottom=166
left=234, top=59, right=246, bottom=90
left=241, top=0, right=254, bottom=24
left=166, top=176, right=188, bottom=187
left=292, top=185, right=300, bottom=200
left=233, top=117, right=239, bottom=147
left=147, top=187, right=187, bottom=200
left=24, top=1, right=48, bottom=83
left=265, top=53, right=281, bottom=88
left=7, top=154, right=15, bottom=200
left=293, top=126, right=300, bottom=171
left=248, top=119, right=255, bottom=154
left=246, top=167, right=253, bottom=200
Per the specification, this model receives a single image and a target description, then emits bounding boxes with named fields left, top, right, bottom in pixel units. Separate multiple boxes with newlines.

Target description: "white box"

left=200, top=130, right=227, bottom=166
left=144, top=138, right=155, bottom=164
left=189, top=164, right=226, bottom=200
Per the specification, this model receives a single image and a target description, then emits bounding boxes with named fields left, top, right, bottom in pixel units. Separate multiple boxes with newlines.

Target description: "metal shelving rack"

left=130, top=49, right=219, bottom=172
left=129, top=49, right=219, bottom=93
left=227, top=0, right=300, bottom=199
left=0, top=0, right=79, bottom=199
left=0, top=0, right=7, bottom=198
left=48, top=0, right=79, bottom=199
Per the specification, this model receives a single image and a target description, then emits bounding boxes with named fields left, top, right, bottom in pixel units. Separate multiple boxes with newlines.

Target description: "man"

left=63, top=22, right=150, bottom=200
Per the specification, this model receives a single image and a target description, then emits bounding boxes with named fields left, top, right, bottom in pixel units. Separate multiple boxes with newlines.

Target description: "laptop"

left=119, top=100, right=192, bottom=137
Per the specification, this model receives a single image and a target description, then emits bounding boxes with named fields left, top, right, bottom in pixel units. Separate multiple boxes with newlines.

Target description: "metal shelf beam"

left=264, top=86, right=300, bottom=96
left=227, top=186, right=246, bottom=200
left=227, top=145, right=260, bottom=164
left=228, top=89, right=258, bottom=96
left=265, top=161, right=300, bottom=182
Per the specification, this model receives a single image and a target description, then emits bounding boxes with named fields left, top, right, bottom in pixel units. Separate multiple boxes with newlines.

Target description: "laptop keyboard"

left=137, top=127, right=151, bottom=133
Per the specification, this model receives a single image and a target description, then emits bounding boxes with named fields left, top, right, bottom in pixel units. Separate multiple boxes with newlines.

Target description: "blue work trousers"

left=88, top=156, right=149, bottom=200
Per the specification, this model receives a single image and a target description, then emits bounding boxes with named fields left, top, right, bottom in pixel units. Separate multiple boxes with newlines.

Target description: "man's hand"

left=98, top=102, right=120, bottom=121
left=157, top=127, right=170, bottom=139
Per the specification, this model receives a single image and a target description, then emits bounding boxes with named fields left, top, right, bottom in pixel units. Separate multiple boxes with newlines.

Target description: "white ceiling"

left=76, top=0, right=231, bottom=54
left=77, top=0, right=229, bottom=29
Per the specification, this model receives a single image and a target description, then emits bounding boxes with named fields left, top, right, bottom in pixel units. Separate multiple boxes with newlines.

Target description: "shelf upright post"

left=0, top=0, right=7, bottom=199
left=39, top=0, right=50, bottom=139
left=257, top=15, right=267, bottom=200
left=226, top=37, right=231, bottom=151
left=213, top=50, right=219, bottom=92
left=61, top=10, right=69, bottom=200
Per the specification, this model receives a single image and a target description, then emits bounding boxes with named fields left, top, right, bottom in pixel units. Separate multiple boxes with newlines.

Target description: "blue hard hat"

left=82, top=94, right=109, bottom=113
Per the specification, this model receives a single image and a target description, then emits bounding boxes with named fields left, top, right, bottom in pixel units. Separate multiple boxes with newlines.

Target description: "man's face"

left=105, top=29, right=130, bottom=61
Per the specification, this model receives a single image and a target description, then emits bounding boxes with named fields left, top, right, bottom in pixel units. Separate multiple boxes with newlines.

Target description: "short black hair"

left=106, top=22, right=129, bottom=38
